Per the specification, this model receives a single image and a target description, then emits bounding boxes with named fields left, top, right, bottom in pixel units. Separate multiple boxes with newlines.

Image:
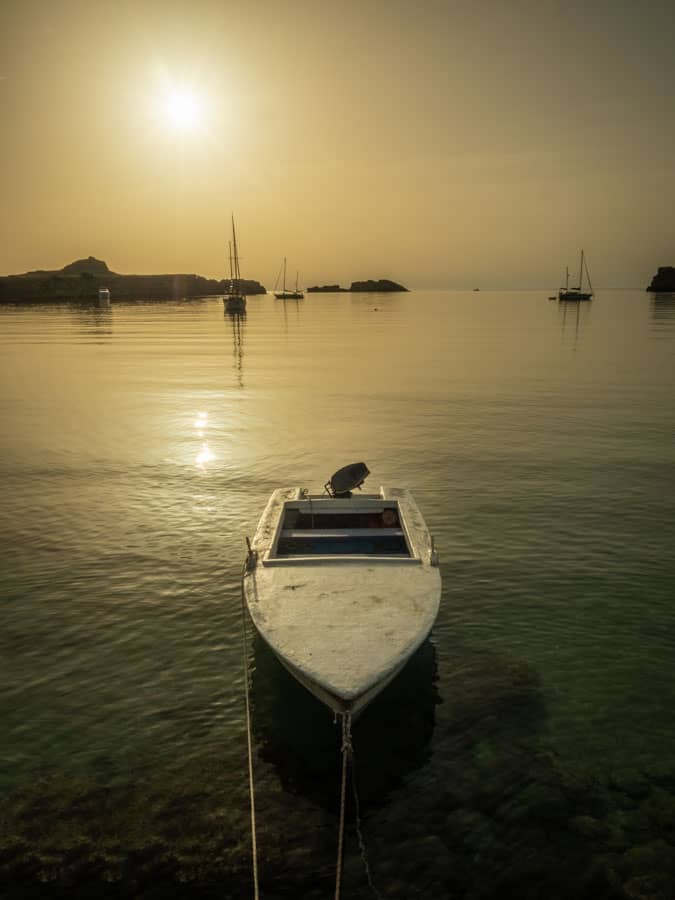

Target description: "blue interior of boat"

left=287, top=510, right=400, bottom=529
left=277, top=533, right=409, bottom=556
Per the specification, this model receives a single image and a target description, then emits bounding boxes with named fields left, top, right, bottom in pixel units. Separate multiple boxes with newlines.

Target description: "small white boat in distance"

left=98, top=287, right=110, bottom=302
left=243, top=463, right=442, bottom=718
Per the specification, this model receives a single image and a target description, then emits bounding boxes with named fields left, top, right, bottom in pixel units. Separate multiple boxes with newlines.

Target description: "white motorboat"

left=242, top=463, right=441, bottom=718
left=98, top=286, right=110, bottom=302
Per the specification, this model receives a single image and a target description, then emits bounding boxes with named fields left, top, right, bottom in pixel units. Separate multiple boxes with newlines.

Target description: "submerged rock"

left=3, top=644, right=675, bottom=899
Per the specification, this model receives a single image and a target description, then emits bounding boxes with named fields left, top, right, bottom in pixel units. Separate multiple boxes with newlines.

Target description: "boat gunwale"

left=248, top=485, right=439, bottom=568
left=261, top=555, right=422, bottom=567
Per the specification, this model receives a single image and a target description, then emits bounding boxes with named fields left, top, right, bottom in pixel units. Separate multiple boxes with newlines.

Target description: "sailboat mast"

left=282, top=257, right=287, bottom=293
left=228, top=241, right=233, bottom=283
left=565, top=266, right=569, bottom=291
left=584, top=253, right=594, bottom=295
left=295, top=270, right=299, bottom=292
left=578, top=250, right=584, bottom=291
left=231, top=215, right=241, bottom=283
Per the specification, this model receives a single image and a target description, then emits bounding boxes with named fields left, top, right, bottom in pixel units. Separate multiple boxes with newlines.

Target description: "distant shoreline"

left=0, top=274, right=267, bottom=304
left=0, top=258, right=414, bottom=302
left=2, top=257, right=672, bottom=297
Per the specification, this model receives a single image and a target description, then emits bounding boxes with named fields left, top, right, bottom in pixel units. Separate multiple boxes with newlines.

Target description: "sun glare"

left=162, top=88, right=203, bottom=132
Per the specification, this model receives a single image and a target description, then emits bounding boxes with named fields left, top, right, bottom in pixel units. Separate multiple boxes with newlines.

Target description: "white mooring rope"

left=240, top=556, right=260, bottom=900
left=334, top=711, right=352, bottom=900
left=335, top=711, right=383, bottom=900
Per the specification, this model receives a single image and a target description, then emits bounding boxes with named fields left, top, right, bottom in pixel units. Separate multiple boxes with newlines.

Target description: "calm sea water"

left=1, top=289, right=675, bottom=894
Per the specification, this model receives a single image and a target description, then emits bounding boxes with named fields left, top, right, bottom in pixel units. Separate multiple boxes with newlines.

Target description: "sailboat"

left=559, top=249, right=594, bottom=301
left=224, top=217, right=246, bottom=313
left=274, top=257, right=304, bottom=299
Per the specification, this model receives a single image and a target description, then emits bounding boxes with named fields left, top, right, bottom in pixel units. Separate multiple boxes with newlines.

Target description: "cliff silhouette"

left=646, top=266, right=675, bottom=292
left=0, top=257, right=266, bottom=302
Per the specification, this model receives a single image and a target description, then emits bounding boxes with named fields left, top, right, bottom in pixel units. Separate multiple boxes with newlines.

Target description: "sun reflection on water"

left=195, top=443, right=214, bottom=469
left=194, top=410, right=208, bottom=437
left=193, top=412, right=213, bottom=469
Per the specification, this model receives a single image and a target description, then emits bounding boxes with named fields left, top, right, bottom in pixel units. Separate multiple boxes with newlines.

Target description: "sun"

left=162, top=88, right=203, bottom=132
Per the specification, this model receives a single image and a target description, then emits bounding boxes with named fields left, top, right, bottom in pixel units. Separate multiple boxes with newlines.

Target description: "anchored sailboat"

left=224, top=217, right=246, bottom=313
left=274, top=257, right=304, bottom=300
left=559, top=250, right=594, bottom=301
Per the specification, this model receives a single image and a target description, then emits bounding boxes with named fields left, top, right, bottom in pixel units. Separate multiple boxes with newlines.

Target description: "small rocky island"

left=0, top=256, right=266, bottom=302
left=646, top=267, right=675, bottom=292
left=307, top=278, right=408, bottom=293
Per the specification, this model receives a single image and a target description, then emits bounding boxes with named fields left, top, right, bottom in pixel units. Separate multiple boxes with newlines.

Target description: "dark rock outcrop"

left=306, top=284, right=348, bottom=293
left=307, top=279, right=408, bottom=293
left=0, top=259, right=266, bottom=302
left=349, top=278, right=408, bottom=292
left=219, top=279, right=265, bottom=296
left=647, top=267, right=675, bottom=292
left=61, top=256, right=111, bottom=277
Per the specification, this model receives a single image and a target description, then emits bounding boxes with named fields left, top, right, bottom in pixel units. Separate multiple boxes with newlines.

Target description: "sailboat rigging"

left=274, top=257, right=303, bottom=300
left=559, top=249, right=594, bottom=301
left=224, top=216, right=246, bottom=313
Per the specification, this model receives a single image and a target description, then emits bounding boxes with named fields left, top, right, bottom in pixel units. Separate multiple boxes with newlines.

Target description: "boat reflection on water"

left=225, top=308, right=246, bottom=388
left=277, top=292, right=302, bottom=337
left=68, top=301, right=114, bottom=343
left=250, top=632, right=440, bottom=808
left=557, top=294, right=592, bottom=349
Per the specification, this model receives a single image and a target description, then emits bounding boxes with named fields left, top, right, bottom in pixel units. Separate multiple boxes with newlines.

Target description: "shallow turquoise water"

left=1, top=289, right=674, bottom=794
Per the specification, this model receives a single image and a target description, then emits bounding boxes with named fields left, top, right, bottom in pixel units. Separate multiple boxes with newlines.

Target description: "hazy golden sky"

left=2, top=0, right=674, bottom=288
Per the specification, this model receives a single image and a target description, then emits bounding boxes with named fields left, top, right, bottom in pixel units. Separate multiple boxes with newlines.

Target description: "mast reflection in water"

left=225, top=307, right=246, bottom=389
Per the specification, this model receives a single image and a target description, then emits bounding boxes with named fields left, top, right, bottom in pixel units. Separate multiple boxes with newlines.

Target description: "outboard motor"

left=324, top=462, right=370, bottom=498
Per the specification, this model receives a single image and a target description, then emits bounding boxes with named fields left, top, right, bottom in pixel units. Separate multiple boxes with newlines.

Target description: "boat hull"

left=267, top=636, right=426, bottom=718
left=243, top=485, right=442, bottom=718
left=224, top=295, right=246, bottom=312
left=558, top=291, right=592, bottom=301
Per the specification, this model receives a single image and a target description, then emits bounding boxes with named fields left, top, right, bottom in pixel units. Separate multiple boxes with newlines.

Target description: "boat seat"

left=281, top=528, right=404, bottom=539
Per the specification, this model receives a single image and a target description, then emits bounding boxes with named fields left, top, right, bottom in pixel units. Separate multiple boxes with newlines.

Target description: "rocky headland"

left=307, top=278, right=408, bottom=293
left=646, top=267, right=675, bottom=292
left=0, top=257, right=266, bottom=302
